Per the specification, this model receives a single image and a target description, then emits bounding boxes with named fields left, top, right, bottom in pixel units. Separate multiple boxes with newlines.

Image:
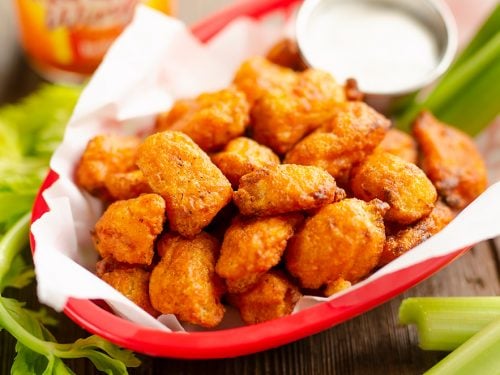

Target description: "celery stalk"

left=437, top=57, right=500, bottom=135
left=396, top=5, right=500, bottom=134
left=399, top=297, right=500, bottom=351
left=445, top=4, right=500, bottom=75
left=424, top=318, right=500, bottom=375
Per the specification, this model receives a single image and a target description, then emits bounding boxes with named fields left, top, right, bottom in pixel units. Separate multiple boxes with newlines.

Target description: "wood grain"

left=2, top=243, right=498, bottom=374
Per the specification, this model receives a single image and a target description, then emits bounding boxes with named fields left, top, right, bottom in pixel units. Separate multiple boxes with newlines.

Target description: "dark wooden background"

left=1, top=1, right=499, bottom=374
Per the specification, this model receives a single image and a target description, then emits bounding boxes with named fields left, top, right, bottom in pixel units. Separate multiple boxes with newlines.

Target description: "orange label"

left=15, top=0, right=173, bottom=79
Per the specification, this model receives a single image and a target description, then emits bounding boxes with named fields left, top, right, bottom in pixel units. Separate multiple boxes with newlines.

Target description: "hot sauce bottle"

left=14, top=0, right=175, bottom=83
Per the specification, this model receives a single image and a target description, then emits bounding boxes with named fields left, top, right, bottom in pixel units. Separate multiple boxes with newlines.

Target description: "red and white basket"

left=30, top=0, right=491, bottom=359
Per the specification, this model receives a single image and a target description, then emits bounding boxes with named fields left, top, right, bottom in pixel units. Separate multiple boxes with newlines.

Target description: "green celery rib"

left=395, top=5, right=500, bottom=134
left=424, top=32, right=500, bottom=114
left=424, top=318, right=500, bottom=375
left=436, top=56, right=500, bottom=135
left=445, top=4, right=500, bottom=76
left=399, top=297, right=500, bottom=351
left=0, top=213, right=30, bottom=290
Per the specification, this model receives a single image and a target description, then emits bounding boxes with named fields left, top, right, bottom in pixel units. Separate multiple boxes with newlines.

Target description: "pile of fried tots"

left=75, top=40, right=488, bottom=328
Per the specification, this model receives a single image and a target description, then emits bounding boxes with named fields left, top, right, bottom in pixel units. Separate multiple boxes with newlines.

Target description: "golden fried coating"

left=216, top=214, right=303, bottom=293
left=211, top=137, right=280, bottom=187
left=75, top=135, right=141, bottom=199
left=104, top=170, right=152, bottom=201
left=251, top=69, right=346, bottom=154
left=233, top=56, right=297, bottom=105
left=234, top=164, right=345, bottom=216
left=155, top=87, right=250, bottom=152
left=350, top=152, right=437, bottom=224
left=93, top=194, right=166, bottom=265
left=284, top=102, right=390, bottom=183
left=228, top=270, right=301, bottom=325
left=344, top=78, right=364, bottom=101
left=376, top=128, right=418, bottom=164
left=379, top=200, right=455, bottom=266
left=413, top=111, right=488, bottom=210
left=137, top=131, right=232, bottom=237
left=285, top=198, right=388, bottom=289
left=266, top=38, right=307, bottom=71
left=149, top=232, right=225, bottom=328
left=101, top=267, right=159, bottom=317
left=324, top=278, right=351, bottom=297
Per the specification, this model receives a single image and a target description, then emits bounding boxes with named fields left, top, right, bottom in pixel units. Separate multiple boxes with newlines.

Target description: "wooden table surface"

left=1, top=1, right=499, bottom=374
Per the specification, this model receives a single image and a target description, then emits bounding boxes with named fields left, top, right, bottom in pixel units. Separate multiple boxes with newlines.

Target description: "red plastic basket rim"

left=29, top=0, right=471, bottom=359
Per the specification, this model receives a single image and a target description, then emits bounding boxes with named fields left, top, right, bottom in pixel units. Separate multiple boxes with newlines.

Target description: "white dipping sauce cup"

left=296, top=0, right=458, bottom=114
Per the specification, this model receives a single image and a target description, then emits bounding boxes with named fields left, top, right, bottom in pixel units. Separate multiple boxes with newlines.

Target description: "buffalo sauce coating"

left=155, top=87, right=250, bottom=152
left=216, top=214, right=303, bottom=294
left=285, top=198, right=388, bottom=290
left=137, top=131, right=232, bottom=237
left=234, top=164, right=345, bottom=216
left=149, top=232, right=225, bottom=328
left=350, top=152, right=437, bottom=224
left=413, top=111, right=488, bottom=210
left=92, top=193, right=166, bottom=265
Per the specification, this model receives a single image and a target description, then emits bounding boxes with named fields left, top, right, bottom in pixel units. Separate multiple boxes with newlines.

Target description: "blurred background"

left=1, top=0, right=497, bottom=102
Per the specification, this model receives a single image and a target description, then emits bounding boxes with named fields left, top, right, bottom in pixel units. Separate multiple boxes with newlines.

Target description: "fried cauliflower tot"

left=93, top=194, right=166, bottom=265
left=228, top=271, right=301, bottom=325
left=251, top=69, right=346, bottom=154
left=350, top=152, right=437, bottom=224
left=101, top=267, right=159, bottom=317
left=216, top=214, right=303, bottom=293
left=376, top=128, right=418, bottom=164
left=286, top=198, right=388, bottom=289
left=344, top=78, right=364, bottom=101
left=137, top=131, right=232, bottom=237
left=266, top=38, right=307, bottom=71
left=324, top=278, right=351, bottom=297
left=155, top=87, right=250, bottom=152
left=75, top=135, right=141, bottom=199
left=379, top=201, right=455, bottom=266
left=233, top=56, right=297, bottom=104
left=211, top=137, right=280, bottom=187
left=150, top=232, right=225, bottom=328
left=104, top=170, right=152, bottom=200
left=284, top=102, right=390, bottom=183
left=234, top=164, right=345, bottom=216
left=413, top=111, right=488, bottom=210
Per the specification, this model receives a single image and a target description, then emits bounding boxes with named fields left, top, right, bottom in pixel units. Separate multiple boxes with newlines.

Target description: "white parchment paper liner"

left=31, top=6, right=500, bottom=333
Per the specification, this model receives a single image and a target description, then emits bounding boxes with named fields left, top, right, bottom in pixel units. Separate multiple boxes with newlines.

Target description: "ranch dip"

left=298, top=1, right=440, bottom=94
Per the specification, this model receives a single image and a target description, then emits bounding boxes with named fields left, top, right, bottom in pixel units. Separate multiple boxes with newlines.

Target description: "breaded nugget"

left=137, top=131, right=232, bottom=237
left=228, top=270, right=301, bottom=325
left=211, top=137, right=280, bottom=187
left=286, top=198, right=388, bottom=289
left=413, top=111, right=488, bottom=210
left=379, top=201, right=455, bottom=266
left=344, top=78, right=364, bottom=101
left=251, top=69, right=346, bottom=154
left=376, top=128, right=418, bottom=164
left=101, top=267, right=159, bottom=317
left=266, top=38, right=307, bottom=71
left=284, top=102, right=390, bottom=183
left=324, top=278, right=352, bottom=297
left=233, top=56, right=297, bottom=105
left=93, top=194, right=166, bottom=265
left=104, top=170, right=152, bottom=200
left=150, top=232, right=225, bottom=328
left=234, top=164, right=345, bottom=216
left=216, top=214, right=303, bottom=293
left=155, top=87, right=250, bottom=152
left=350, top=152, right=437, bottom=224
left=75, top=135, right=141, bottom=199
